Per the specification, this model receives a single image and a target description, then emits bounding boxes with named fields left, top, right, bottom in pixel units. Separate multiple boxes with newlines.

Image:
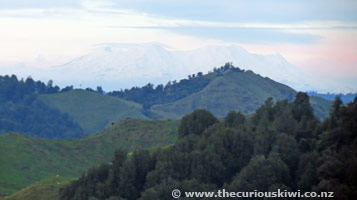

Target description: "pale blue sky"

left=115, top=0, right=357, bottom=23
left=1, top=0, right=356, bottom=23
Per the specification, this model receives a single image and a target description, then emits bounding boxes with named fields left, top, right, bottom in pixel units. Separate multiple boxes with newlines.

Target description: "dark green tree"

left=292, top=92, right=314, bottom=121
left=224, top=111, right=245, bottom=128
left=178, top=109, right=217, bottom=136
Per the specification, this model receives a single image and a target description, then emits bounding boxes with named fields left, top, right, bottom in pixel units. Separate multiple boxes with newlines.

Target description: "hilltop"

left=110, top=64, right=331, bottom=119
left=151, top=67, right=296, bottom=118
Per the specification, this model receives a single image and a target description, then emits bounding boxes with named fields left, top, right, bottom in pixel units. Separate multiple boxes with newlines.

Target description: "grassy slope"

left=152, top=69, right=331, bottom=119
left=0, top=119, right=178, bottom=195
left=5, top=176, right=75, bottom=200
left=38, top=89, right=148, bottom=135
left=2, top=146, right=175, bottom=200
left=152, top=69, right=296, bottom=118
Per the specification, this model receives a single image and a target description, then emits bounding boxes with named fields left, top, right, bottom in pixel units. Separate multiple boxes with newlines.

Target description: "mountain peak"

left=32, top=43, right=352, bottom=93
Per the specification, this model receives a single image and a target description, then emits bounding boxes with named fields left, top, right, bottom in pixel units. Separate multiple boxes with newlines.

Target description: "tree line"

left=0, top=75, right=84, bottom=139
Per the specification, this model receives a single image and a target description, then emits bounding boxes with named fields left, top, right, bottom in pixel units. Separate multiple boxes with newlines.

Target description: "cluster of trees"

left=85, top=86, right=104, bottom=94
left=0, top=75, right=59, bottom=102
left=0, top=75, right=84, bottom=139
left=108, top=76, right=210, bottom=109
left=108, top=63, right=243, bottom=109
left=60, top=92, right=357, bottom=199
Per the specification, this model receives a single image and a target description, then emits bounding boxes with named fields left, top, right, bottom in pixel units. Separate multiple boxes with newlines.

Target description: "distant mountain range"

left=5, top=43, right=353, bottom=93
left=307, top=91, right=357, bottom=104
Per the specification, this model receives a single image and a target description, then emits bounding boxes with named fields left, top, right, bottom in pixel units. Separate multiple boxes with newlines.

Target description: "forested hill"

left=60, top=94, right=357, bottom=200
left=109, top=63, right=331, bottom=119
left=0, top=75, right=84, bottom=139
left=108, top=64, right=270, bottom=109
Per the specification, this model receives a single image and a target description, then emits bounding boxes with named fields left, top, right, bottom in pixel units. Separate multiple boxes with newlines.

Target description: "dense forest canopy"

left=60, top=93, right=357, bottom=200
left=0, top=75, right=83, bottom=139
left=107, top=71, right=210, bottom=109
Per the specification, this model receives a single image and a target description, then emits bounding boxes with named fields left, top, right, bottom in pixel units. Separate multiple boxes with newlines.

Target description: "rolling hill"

left=35, top=65, right=331, bottom=137
left=37, top=89, right=149, bottom=135
left=0, top=119, right=178, bottom=195
left=149, top=67, right=331, bottom=119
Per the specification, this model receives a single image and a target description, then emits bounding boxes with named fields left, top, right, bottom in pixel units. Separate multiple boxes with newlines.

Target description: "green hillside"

left=151, top=69, right=296, bottom=118
left=151, top=68, right=331, bottom=119
left=36, top=67, right=331, bottom=136
left=38, top=89, right=148, bottom=135
left=0, top=119, right=178, bottom=195
left=6, top=176, right=75, bottom=200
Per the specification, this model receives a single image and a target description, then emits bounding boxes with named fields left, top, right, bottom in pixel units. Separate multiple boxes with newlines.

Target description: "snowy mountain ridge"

left=41, top=43, right=354, bottom=93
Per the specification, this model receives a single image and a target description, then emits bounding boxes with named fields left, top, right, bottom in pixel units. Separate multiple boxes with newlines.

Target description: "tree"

left=61, top=86, right=74, bottom=93
left=224, top=111, right=245, bottom=128
left=228, top=153, right=292, bottom=192
left=178, top=109, right=217, bottom=137
left=330, top=96, right=343, bottom=117
left=96, top=86, right=104, bottom=94
left=296, top=151, right=319, bottom=191
left=292, top=92, right=314, bottom=121
left=252, top=97, right=275, bottom=127
left=271, top=133, right=300, bottom=177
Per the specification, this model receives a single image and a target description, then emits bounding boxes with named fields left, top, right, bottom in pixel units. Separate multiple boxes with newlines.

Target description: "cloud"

left=0, top=0, right=82, bottom=9
left=0, top=1, right=355, bottom=46
left=113, top=0, right=357, bottom=23
left=116, top=26, right=321, bottom=44
left=79, top=0, right=116, bottom=9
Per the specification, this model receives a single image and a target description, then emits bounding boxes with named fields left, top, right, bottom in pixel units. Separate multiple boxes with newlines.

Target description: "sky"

left=0, top=0, right=356, bottom=91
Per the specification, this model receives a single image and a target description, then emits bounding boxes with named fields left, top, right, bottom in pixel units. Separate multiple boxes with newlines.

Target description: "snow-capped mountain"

left=43, top=43, right=351, bottom=93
